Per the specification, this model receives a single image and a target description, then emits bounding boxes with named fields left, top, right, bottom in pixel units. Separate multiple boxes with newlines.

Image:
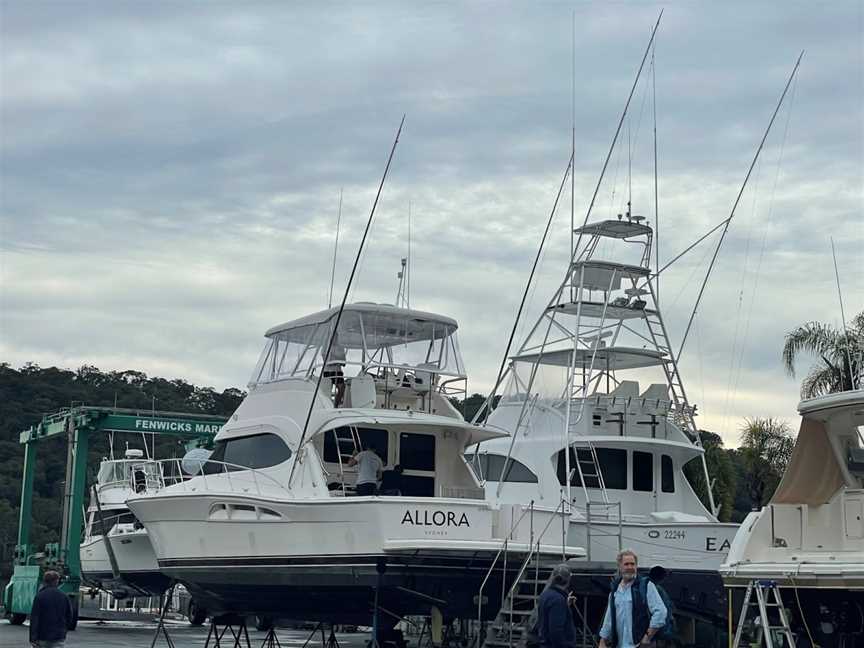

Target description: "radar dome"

left=181, top=448, right=212, bottom=475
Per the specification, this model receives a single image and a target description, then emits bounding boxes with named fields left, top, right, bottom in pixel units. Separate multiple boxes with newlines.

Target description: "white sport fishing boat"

left=128, top=303, right=583, bottom=626
left=471, top=214, right=738, bottom=621
left=80, top=449, right=169, bottom=598
left=721, top=388, right=864, bottom=640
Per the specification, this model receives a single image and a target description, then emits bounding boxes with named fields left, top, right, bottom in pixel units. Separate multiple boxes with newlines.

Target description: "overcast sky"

left=1, top=2, right=862, bottom=447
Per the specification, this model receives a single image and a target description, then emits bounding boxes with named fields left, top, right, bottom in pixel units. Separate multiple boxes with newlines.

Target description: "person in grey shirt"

left=349, top=445, right=383, bottom=496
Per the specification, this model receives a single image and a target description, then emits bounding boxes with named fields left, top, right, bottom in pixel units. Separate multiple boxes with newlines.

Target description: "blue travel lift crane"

left=2, top=405, right=227, bottom=626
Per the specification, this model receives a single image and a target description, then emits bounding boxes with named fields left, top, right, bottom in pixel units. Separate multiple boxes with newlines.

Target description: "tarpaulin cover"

left=771, top=418, right=845, bottom=505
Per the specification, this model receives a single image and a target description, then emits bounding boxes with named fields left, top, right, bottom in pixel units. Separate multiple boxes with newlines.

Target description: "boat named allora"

left=128, top=303, right=584, bottom=624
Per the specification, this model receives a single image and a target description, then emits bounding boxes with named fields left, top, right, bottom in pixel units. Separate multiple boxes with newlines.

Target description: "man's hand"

left=567, top=594, right=577, bottom=608
left=640, top=637, right=652, bottom=645
left=597, top=640, right=608, bottom=648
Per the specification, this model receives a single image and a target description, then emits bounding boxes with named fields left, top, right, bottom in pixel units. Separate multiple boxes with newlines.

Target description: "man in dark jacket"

left=29, top=570, right=73, bottom=648
left=537, top=564, right=576, bottom=648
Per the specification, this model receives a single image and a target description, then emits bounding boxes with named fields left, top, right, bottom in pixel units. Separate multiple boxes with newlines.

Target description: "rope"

left=788, top=576, right=819, bottom=648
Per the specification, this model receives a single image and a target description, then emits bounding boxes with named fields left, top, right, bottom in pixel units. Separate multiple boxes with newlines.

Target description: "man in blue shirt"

left=29, top=570, right=74, bottom=648
left=598, top=550, right=667, bottom=648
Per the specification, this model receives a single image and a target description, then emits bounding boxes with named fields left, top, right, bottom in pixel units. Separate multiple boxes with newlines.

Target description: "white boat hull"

left=80, top=529, right=169, bottom=596
left=128, top=492, right=582, bottom=622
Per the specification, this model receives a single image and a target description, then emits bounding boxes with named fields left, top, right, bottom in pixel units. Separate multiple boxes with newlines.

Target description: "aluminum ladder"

left=732, top=580, right=796, bottom=648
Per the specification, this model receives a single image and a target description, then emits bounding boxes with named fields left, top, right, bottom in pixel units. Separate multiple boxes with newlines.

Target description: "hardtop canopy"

left=251, top=302, right=466, bottom=386
left=266, top=302, right=459, bottom=345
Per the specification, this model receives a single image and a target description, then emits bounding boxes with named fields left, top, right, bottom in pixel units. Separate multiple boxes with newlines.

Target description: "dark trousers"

left=357, top=482, right=377, bottom=496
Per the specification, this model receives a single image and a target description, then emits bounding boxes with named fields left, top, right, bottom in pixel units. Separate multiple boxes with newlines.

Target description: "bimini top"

left=266, top=302, right=458, bottom=340
left=251, top=302, right=466, bottom=386
left=574, top=218, right=652, bottom=239
left=512, top=346, right=665, bottom=370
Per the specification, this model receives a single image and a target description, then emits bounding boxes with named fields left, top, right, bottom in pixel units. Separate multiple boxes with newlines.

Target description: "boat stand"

left=299, top=621, right=341, bottom=648
left=204, top=616, right=252, bottom=648
left=149, top=585, right=177, bottom=648
left=260, top=625, right=284, bottom=648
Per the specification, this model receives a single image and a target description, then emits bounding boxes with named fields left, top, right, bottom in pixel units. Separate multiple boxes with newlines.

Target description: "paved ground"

left=0, top=619, right=371, bottom=648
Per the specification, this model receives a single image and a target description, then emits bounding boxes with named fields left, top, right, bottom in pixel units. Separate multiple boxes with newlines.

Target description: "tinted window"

left=597, top=448, right=627, bottom=490
left=467, top=454, right=538, bottom=483
left=633, top=451, right=653, bottom=492
left=400, top=474, right=435, bottom=497
left=661, top=455, right=675, bottom=493
left=205, top=433, right=292, bottom=472
left=322, top=427, right=389, bottom=464
left=400, top=433, right=435, bottom=471
left=556, top=449, right=582, bottom=487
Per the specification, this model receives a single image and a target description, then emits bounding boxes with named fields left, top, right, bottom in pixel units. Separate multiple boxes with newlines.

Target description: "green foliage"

left=736, top=417, right=795, bottom=511
left=0, top=363, right=245, bottom=585
left=683, top=430, right=737, bottom=522
left=782, top=310, right=863, bottom=398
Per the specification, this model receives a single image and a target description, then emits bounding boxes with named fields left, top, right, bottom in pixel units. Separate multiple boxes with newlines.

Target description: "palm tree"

left=782, top=311, right=863, bottom=398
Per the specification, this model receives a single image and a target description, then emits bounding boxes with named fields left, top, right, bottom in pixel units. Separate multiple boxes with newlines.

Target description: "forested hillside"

left=0, top=363, right=795, bottom=587
left=0, top=363, right=245, bottom=584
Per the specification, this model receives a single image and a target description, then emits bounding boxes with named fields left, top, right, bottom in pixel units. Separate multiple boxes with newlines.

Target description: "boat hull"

left=128, top=492, right=578, bottom=623
left=80, top=530, right=170, bottom=596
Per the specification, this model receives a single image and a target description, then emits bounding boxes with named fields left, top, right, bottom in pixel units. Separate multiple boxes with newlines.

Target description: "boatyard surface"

left=0, top=620, right=370, bottom=648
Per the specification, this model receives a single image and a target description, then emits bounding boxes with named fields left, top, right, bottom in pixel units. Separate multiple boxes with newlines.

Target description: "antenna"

left=831, top=236, right=857, bottom=390
left=395, top=257, right=407, bottom=307
left=652, top=36, right=659, bottom=302
left=573, top=11, right=662, bottom=257
left=570, top=8, right=576, bottom=293
left=407, top=200, right=412, bottom=309
left=328, top=188, right=343, bottom=309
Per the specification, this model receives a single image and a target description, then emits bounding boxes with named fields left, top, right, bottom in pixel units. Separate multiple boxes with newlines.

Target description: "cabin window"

left=205, top=433, right=292, bottom=472
left=554, top=449, right=602, bottom=488
left=632, top=451, right=654, bottom=492
left=596, top=448, right=627, bottom=490
left=466, top=453, right=538, bottom=483
left=400, top=474, right=435, bottom=497
left=400, top=433, right=436, bottom=471
left=322, top=427, right=389, bottom=464
left=661, top=455, right=675, bottom=493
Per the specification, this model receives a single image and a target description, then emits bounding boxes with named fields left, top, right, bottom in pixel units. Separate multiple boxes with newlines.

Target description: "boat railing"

left=476, top=498, right=570, bottom=647
left=136, top=459, right=291, bottom=497
left=84, top=510, right=135, bottom=541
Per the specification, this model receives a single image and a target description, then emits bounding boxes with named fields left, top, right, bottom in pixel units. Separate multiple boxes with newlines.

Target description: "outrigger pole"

left=289, top=116, right=406, bottom=486
left=676, top=51, right=804, bottom=364
left=471, top=153, right=574, bottom=426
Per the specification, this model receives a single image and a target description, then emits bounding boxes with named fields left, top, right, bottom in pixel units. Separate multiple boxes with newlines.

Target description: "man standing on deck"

left=598, top=550, right=667, bottom=647
left=349, top=444, right=383, bottom=496
left=29, top=570, right=73, bottom=648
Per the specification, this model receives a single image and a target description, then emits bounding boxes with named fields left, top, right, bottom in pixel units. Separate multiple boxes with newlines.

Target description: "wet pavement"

left=0, top=619, right=371, bottom=648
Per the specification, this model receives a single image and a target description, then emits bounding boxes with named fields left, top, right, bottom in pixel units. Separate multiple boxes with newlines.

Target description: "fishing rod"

left=676, top=51, right=804, bottom=364
left=289, top=116, right=406, bottom=486
left=472, top=152, right=574, bottom=425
